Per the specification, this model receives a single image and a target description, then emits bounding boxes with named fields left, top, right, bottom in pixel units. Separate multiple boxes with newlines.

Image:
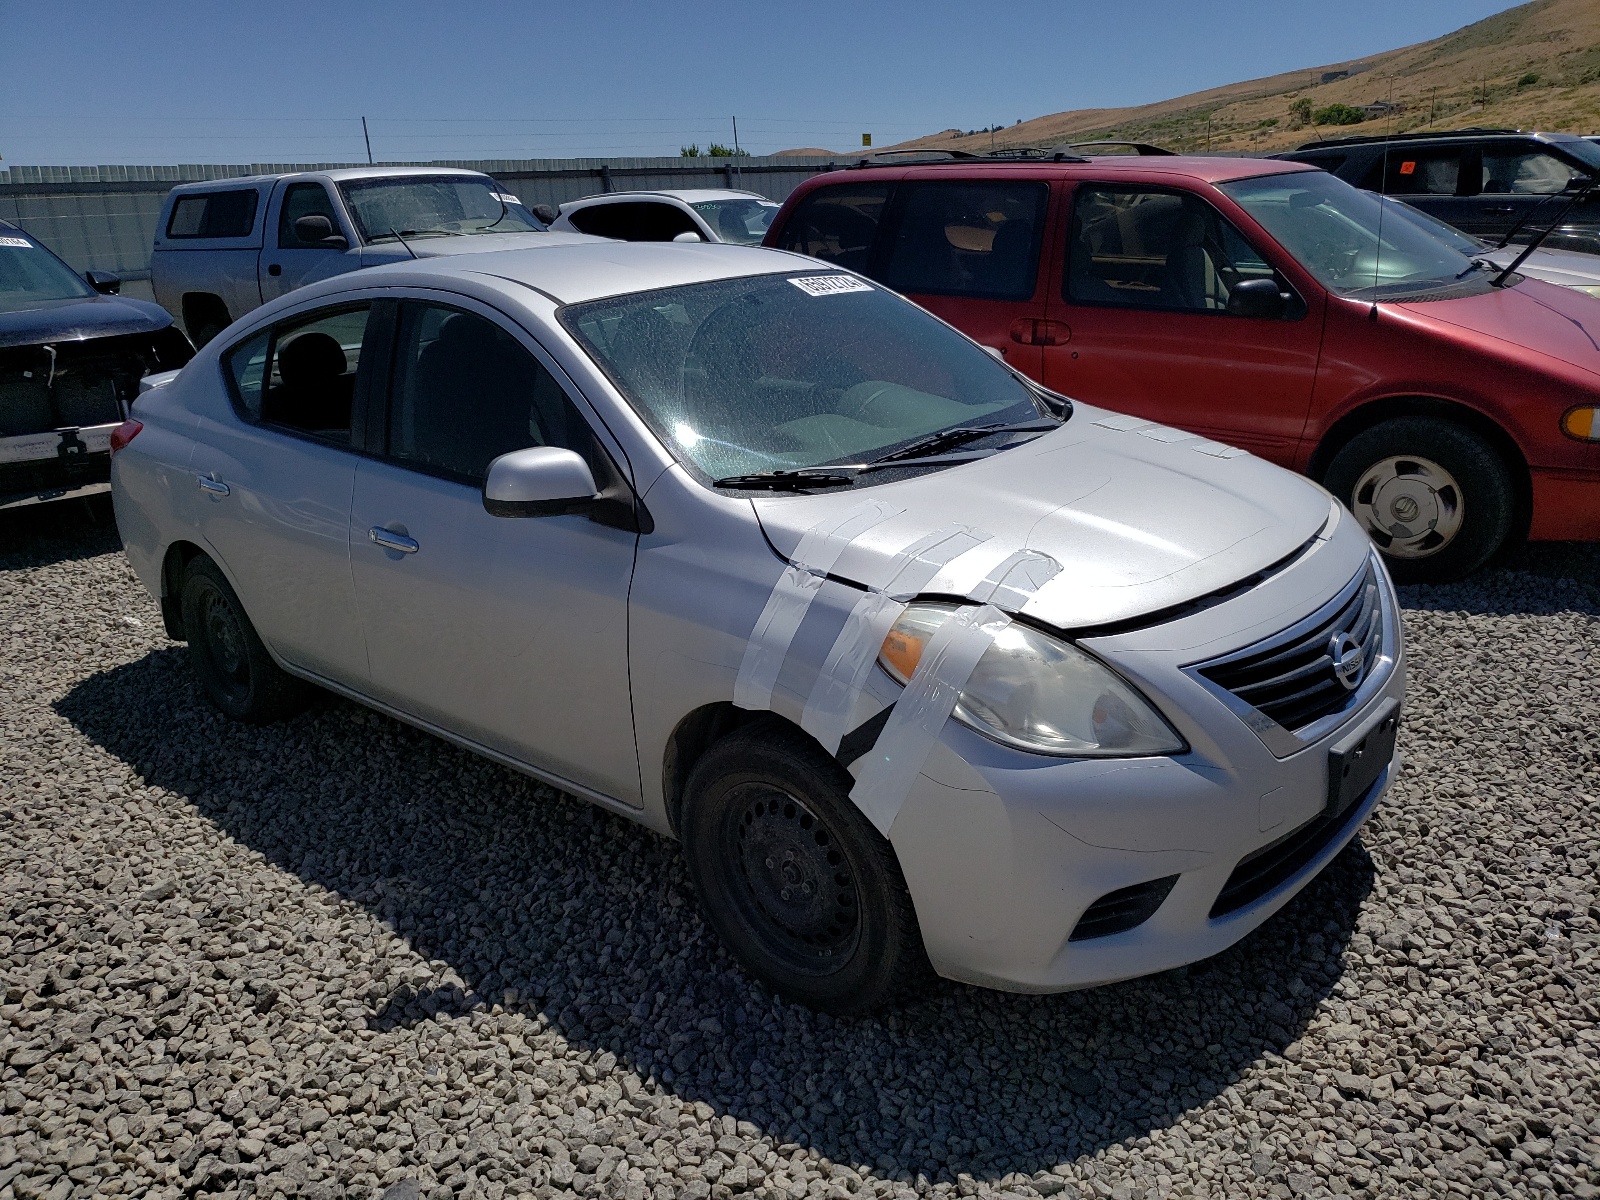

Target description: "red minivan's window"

left=773, top=184, right=890, bottom=274
left=880, top=181, right=1048, bottom=302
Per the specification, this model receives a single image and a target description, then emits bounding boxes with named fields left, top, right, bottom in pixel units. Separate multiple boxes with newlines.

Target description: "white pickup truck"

left=151, top=166, right=593, bottom=345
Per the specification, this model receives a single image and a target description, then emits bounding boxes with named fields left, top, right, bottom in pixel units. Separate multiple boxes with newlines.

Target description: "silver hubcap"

left=1350, top=454, right=1465, bottom=559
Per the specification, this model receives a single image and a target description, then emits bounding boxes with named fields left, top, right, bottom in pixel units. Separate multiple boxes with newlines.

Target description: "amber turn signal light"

left=1561, top=406, right=1600, bottom=441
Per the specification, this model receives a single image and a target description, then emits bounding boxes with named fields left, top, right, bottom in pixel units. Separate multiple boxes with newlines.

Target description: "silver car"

left=111, top=242, right=1405, bottom=1013
left=548, top=189, right=781, bottom=245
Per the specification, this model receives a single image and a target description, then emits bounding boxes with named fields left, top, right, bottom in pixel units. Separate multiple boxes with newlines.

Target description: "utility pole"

left=361, top=116, right=373, bottom=165
left=731, top=116, right=740, bottom=155
left=1428, top=87, right=1437, bottom=127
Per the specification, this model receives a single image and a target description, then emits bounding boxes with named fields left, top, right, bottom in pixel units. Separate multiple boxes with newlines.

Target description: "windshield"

left=690, top=198, right=781, bottom=245
left=1557, top=137, right=1600, bottom=173
left=563, top=272, right=1045, bottom=481
left=1376, top=194, right=1488, bottom=254
left=0, top=231, right=95, bottom=311
left=1221, top=171, right=1483, bottom=299
left=339, top=176, right=545, bottom=243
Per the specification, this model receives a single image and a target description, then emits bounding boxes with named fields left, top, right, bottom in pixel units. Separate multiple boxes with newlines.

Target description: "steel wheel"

left=180, top=555, right=312, bottom=724
left=199, top=586, right=251, bottom=700
left=1349, top=453, right=1465, bottom=560
left=730, top=784, right=861, bottom=972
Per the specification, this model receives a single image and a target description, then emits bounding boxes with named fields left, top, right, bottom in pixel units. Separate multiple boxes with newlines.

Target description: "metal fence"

left=0, top=156, right=849, bottom=302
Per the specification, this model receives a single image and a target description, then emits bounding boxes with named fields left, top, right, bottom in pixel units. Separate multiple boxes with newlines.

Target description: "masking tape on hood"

left=968, top=548, right=1063, bottom=610
left=800, top=524, right=993, bottom=754
left=733, top=500, right=902, bottom=713
left=849, top=603, right=1013, bottom=835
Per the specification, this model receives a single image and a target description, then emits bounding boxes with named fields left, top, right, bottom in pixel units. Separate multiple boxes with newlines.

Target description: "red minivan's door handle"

left=1009, top=318, right=1071, bottom=346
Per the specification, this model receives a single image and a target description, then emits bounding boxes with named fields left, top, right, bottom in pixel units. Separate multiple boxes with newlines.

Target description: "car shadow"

left=57, top=648, right=1374, bottom=1185
left=1398, top=541, right=1599, bottom=617
left=0, top=495, right=121, bottom=570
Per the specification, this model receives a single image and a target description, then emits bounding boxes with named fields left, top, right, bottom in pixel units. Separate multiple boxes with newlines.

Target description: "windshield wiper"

left=714, top=469, right=856, bottom=491
left=1492, top=176, right=1598, bottom=288
left=863, top=418, right=1061, bottom=468
left=371, top=227, right=454, bottom=244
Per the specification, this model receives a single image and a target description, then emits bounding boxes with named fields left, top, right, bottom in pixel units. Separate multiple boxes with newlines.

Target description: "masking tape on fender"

left=800, top=524, right=993, bottom=754
left=849, top=604, right=1012, bottom=835
left=733, top=500, right=902, bottom=713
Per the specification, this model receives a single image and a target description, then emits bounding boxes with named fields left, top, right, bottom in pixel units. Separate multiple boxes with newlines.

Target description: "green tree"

left=680, top=144, right=702, bottom=158
left=706, top=143, right=750, bottom=158
left=1312, top=103, right=1366, bottom=127
left=1289, top=97, right=1313, bottom=128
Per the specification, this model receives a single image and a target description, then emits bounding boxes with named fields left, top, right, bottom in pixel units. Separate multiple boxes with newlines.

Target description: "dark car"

left=1273, top=128, right=1600, bottom=254
left=1, top=220, right=193, bottom=510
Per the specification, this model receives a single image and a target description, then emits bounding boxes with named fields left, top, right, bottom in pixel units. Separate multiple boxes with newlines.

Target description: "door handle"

left=196, top=475, right=230, bottom=496
left=1483, top=205, right=1516, bottom=214
left=267, top=263, right=282, bottom=277
left=1009, top=318, right=1072, bottom=347
left=369, top=527, right=419, bottom=554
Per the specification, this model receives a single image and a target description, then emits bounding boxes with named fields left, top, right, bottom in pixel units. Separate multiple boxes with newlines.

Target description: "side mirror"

left=1226, top=277, right=1288, bottom=320
left=85, top=270, right=121, bottom=295
left=531, top=204, right=559, bottom=225
left=293, top=214, right=348, bottom=248
left=672, top=230, right=705, bottom=243
left=483, top=446, right=598, bottom=517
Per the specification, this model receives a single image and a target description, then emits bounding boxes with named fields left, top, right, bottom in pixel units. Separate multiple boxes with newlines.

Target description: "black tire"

left=679, top=720, right=931, bottom=1014
left=179, top=556, right=311, bottom=723
left=1323, top=417, right=1515, bottom=584
left=181, top=294, right=231, bottom=349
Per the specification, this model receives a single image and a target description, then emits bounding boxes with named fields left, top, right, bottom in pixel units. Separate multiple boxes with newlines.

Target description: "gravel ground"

left=1, top=500, right=1596, bottom=1200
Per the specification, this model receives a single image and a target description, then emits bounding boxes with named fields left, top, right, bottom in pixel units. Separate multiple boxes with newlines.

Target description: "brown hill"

left=891, top=0, right=1600, bottom=156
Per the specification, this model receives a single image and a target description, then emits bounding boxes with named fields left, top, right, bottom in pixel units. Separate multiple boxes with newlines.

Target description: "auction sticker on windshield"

left=0, top=237, right=32, bottom=248
left=790, top=275, right=873, bottom=297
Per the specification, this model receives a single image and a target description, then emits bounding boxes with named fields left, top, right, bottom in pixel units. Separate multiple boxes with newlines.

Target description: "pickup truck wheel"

left=180, top=556, right=311, bottom=723
left=181, top=294, right=232, bottom=349
left=1323, top=417, right=1513, bottom=584
left=679, top=721, right=931, bottom=1014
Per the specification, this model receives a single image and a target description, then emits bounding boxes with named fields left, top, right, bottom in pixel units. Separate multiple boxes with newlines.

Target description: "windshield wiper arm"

left=713, top=469, right=856, bottom=491
left=864, top=418, right=1061, bottom=468
left=1492, top=176, right=1598, bottom=287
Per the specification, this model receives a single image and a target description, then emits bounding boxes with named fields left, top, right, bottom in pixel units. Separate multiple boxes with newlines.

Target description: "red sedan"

left=768, top=155, right=1600, bottom=581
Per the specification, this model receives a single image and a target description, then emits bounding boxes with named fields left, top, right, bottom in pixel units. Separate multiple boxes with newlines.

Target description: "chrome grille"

left=1197, top=564, right=1382, bottom=732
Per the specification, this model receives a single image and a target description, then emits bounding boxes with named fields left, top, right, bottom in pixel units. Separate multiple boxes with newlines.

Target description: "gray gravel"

left=1, top=500, right=1597, bottom=1200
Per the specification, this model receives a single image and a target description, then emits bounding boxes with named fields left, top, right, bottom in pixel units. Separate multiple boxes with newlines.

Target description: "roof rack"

left=1053, top=141, right=1176, bottom=157
left=849, top=146, right=1090, bottom=167
left=1292, top=127, right=1521, bottom=150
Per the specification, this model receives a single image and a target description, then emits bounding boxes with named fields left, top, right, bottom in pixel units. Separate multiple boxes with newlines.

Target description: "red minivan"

left=766, top=156, right=1600, bottom=581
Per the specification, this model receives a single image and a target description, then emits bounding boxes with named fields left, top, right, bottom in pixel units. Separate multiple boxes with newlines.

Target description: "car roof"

left=168, top=166, right=493, bottom=194
left=813, top=156, right=1316, bottom=187
left=1285, top=128, right=1587, bottom=153
left=319, top=241, right=816, bottom=306
left=566, top=189, right=766, bottom=205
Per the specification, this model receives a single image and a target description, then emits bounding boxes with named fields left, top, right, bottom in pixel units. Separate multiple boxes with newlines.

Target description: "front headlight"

left=879, top=603, right=1185, bottom=757
left=1567, top=284, right=1600, bottom=299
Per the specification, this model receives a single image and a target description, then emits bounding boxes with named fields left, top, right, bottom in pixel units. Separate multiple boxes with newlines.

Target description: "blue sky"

left=0, top=0, right=1520, bottom=165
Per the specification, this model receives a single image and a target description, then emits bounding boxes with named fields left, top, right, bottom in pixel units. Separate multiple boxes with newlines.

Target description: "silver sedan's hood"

left=751, top=404, right=1335, bottom=630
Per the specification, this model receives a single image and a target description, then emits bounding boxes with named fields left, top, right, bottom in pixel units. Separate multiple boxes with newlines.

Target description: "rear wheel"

left=679, top=721, right=931, bottom=1014
left=180, top=556, right=311, bottom=723
left=1323, top=417, right=1514, bottom=584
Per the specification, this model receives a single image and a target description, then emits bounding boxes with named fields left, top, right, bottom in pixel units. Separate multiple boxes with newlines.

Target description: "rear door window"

left=1376, top=148, right=1464, bottom=196
left=773, top=184, right=891, bottom=273
left=166, top=190, right=260, bottom=239
left=880, top=181, right=1048, bottom=301
left=223, top=305, right=370, bottom=445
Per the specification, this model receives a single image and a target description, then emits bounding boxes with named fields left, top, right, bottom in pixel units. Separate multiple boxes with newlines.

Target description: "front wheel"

left=1323, top=417, right=1515, bottom=584
left=679, top=721, right=931, bottom=1014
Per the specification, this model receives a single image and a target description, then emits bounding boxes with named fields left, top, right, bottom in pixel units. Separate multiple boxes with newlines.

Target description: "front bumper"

left=886, top=519, right=1406, bottom=993
left=1529, top=466, right=1600, bottom=542
left=0, top=424, right=117, bottom=509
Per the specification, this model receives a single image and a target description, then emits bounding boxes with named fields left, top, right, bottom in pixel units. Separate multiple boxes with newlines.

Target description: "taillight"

left=109, top=419, right=143, bottom=455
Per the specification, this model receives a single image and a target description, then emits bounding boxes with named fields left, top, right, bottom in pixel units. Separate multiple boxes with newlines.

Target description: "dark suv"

left=1274, top=129, right=1600, bottom=254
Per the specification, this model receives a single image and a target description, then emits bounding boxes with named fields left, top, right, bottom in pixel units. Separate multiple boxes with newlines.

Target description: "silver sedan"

left=111, top=242, right=1405, bottom=1013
